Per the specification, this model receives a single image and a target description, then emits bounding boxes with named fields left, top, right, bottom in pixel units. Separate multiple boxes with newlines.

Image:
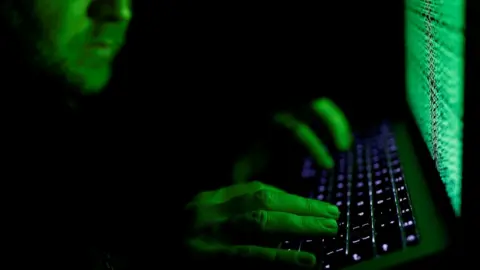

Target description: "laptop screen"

left=405, top=0, right=465, bottom=216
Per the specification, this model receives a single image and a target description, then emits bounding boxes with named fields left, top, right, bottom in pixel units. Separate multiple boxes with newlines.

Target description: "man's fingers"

left=190, top=239, right=316, bottom=268
left=311, top=98, right=353, bottom=151
left=230, top=245, right=316, bottom=268
left=199, top=181, right=286, bottom=203
left=273, top=98, right=352, bottom=167
left=222, top=188, right=340, bottom=218
left=275, top=112, right=334, bottom=168
left=224, top=181, right=287, bottom=198
left=227, top=210, right=338, bottom=237
left=295, top=123, right=333, bottom=168
left=266, top=191, right=340, bottom=218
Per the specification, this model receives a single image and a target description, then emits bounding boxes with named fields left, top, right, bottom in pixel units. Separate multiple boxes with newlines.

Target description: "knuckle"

left=303, top=199, right=318, bottom=213
left=249, top=181, right=264, bottom=190
left=314, top=97, right=332, bottom=107
left=248, top=210, right=269, bottom=232
left=274, top=112, right=299, bottom=129
left=252, top=189, right=273, bottom=209
left=191, top=190, right=209, bottom=203
left=304, top=199, right=315, bottom=214
left=271, top=250, right=279, bottom=263
left=299, top=215, right=310, bottom=229
left=232, top=245, right=252, bottom=258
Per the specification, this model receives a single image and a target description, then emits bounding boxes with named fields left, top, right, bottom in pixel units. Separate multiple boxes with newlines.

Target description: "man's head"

left=2, top=0, right=132, bottom=95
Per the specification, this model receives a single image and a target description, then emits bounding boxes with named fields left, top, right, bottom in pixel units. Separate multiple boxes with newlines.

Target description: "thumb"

left=189, top=238, right=316, bottom=268
left=188, top=238, right=228, bottom=261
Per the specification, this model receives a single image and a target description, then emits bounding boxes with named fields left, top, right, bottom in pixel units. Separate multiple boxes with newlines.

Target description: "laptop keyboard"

left=281, top=123, right=420, bottom=269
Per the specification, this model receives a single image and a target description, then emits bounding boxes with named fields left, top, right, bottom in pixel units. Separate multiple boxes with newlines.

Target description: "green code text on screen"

left=405, top=0, right=464, bottom=216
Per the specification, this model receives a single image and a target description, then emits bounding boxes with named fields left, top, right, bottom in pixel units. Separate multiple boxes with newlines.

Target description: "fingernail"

left=327, top=205, right=340, bottom=218
left=322, top=218, right=338, bottom=229
left=322, top=156, right=334, bottom=168
left=297, top=253, right=316, bottom=267
left=343, top=134, right=354, bottom=150
left=341, top=140, right=350, bottom=151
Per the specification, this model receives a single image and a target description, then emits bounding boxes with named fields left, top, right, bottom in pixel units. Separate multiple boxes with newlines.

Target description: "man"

left=0, top=1, right=353, bottom=269
left=1, top=0, right=131, bottom=94
left=1, top=1, right=138, bottom=269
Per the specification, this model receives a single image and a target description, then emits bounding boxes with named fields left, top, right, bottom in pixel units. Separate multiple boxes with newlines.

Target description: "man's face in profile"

left=6, top=0, right=132, bottom=94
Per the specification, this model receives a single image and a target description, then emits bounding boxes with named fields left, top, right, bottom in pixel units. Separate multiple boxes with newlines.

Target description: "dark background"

left=108, top=0, right=405, bottom=130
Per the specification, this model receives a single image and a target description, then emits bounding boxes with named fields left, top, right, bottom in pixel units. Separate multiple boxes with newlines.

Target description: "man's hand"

left=233, top=98, right=353, bottom=184
left=186, top=181, right=340, bottom=268
left=274, top=98, right=353, bottom=168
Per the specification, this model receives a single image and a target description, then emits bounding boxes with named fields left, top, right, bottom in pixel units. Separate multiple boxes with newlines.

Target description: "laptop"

left=279, top=0, right=467, bottom=269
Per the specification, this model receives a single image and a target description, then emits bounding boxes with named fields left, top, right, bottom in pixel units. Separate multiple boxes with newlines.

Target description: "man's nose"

left=90, top=0, right=133, bottom=22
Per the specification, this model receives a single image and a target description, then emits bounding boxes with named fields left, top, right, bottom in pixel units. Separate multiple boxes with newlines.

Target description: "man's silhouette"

left=1, top=0, right=131, bottom=95
left=0, top=2, right=353, bottom=270
left=0, top=1, right=140, bottom=269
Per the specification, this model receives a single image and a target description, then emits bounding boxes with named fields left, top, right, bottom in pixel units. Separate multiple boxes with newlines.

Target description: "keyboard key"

left=316, top=193, right=328, bottom=201
left=351, top=222, right=372, bottom=236
left=338, top=209, right=347, bottom=222
left=373, top=188, right=395, bottom=208
left=350, top=199, right=370, bottom=215
left=401, top=218, right=419, bottom=246
left=281, top=240, right=300, bottom=251
left=394, top=176, right=405, bottom=185
left=322, top=261, right=334, bottom=270
left=377, top=242, right=395, bottom=254
left=398, top=193, right=411, bottom=209
left=400, top=209, right=414, bottom=222
left=300, top=239, right=322, bottom=255
left=323, top=238, right=346, bottom=255
left=334, top=232, right=347, bottom=242
left=392, top=166, right=403, bottom=177
left=374, top=195, right=395, bottom=208
left=320, top=176, right=329, bottom=185
left=351, top=191, right=369, bottom=206
left=323, top=247, right=347, bottom=270
left=405, top=233, right=419, bottom=246
left=349, top=237, right=374, bottom=262
left=351, top=210, right=371, bottom=226
left=374, top=201, right=397, bottom=218
left=372, top=178, right=385, bottom=187
left=350, top=224, right=372, bottom=241
left=375, top=218, right=403, bottom=254
left=333, top=199, right=347, bottom=210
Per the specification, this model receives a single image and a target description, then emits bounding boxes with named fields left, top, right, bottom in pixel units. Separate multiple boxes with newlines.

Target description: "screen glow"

left=405, top=0, right=465, bottom=216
